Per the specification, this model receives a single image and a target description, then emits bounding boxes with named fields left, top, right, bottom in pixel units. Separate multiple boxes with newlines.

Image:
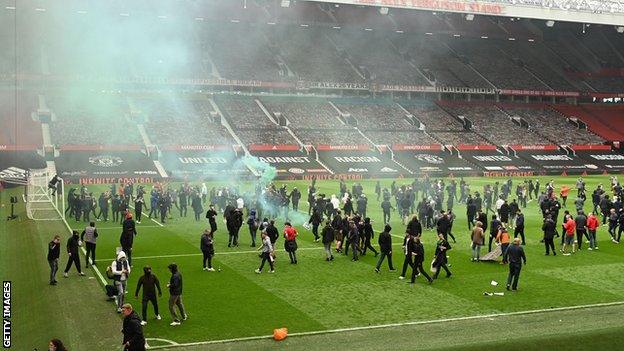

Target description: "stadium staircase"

left=325, top=35, right=366, bottom=81
left=442, top=43, right=498, bottom=89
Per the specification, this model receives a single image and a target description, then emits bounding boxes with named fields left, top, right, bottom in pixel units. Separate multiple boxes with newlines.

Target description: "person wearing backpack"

left=112, top=251, right=131, bottom=313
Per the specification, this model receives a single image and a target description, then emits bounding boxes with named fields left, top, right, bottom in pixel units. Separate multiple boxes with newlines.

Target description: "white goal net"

left=25, top=169, right=65, bottom=221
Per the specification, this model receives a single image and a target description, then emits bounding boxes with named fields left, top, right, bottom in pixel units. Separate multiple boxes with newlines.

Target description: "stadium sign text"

left=353, top=0, right=504, bottom=15
left=258, top=157, right=311, bottom=163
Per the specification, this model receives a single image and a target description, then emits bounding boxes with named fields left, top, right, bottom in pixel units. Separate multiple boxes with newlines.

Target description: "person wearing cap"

left=112, top=250, right=131, bottom=312
left=167, top=263, right=186, bottom=326
left=135, top=265, right=162, bottom=325
left=120, top=212, right=137, bottom=266
left=121, top=303, right=146, bottom=351
left=503, top=238, right=526, bottom=291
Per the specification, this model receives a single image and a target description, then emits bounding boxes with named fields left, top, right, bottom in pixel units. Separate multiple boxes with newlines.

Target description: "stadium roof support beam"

left=306, top=0, right=624, bottom=26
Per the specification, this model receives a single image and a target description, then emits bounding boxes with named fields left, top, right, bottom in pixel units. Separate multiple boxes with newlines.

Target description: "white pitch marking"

left=129, top=204, right=165, bottom=227
left=145, top=300, right=624, bottom=350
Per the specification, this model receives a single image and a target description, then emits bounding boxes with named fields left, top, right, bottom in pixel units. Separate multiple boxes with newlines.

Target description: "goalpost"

left=25, top=169, right=65, bottom=221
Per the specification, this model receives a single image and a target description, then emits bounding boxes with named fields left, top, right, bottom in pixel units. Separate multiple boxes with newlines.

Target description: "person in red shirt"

left=562, top=216, right=576, bottom=255
left=587, top=212, right=599, bottom=250
left=283, top=222, right=299, bottom=264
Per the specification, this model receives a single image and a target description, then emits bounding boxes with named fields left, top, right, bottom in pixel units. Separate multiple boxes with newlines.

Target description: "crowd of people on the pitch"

left=47, top=174, right=624, bottom=350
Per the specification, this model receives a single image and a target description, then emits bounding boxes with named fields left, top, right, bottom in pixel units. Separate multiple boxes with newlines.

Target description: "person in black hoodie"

left=120, top=213, right=137, bottom=266
left=360, top=217, right=378, bottom=256
left=542, top=215, right=557, bottom=256
left=432, top=232, right=452, bottom=279
left=308, top=208, right=323, bottom=242
left=134, top=266, right=162, bottom=325
left=134, top=195, right=145, bottom=224
left=200, top=230, right=215, bottom=271
left=321, top=221, right=334, bottom=261
left=489, top=214, right=502, bottom=252
left=375, top=224, right=395, bottom=273
left=121, top=303, right=146, bottom=351
left=63, top=230, right=84, bottom=277
left=167, top=263, right=186, bottom=326
left=411, top=236, right=433, bottom=284
left=406, top=215, right=422, bottom=238
left=48, top=235, right=61, bottom=285
left=227, top=208, right=243, bottom=247
left=205, top=204, right=218, bottom=232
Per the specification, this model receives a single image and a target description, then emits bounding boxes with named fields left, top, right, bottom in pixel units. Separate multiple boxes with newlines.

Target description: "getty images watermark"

left=2, top=281, right=10, bottom=348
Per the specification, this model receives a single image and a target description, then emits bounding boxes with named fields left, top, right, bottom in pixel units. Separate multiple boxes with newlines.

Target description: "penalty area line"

left=145, top=300, right=624, bottom=349
left=103, top=242, right=406, bottom=261
left=129, top=204, right=165, bottom=227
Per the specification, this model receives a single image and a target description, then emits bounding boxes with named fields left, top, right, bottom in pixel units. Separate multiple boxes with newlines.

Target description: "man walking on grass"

left=135, top=265, right=162, bottom=326
left=121, top=303, right=146, bottom=351
left=47, top=235, right=61, bottom=285
left=504, top=238, right=526, bottom=291
left=167, top=263, right=187, bottom=326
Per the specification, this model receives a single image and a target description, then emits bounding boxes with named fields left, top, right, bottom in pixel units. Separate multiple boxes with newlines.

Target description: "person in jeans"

left=47, top=235, right=61, bottom=285
left=471, top=221, right=484, bottom=262
left=375, top=224, right=395, bottom=273
left=320, top=221, right=334, bottom=261
left=283, top=222, right=299, bottom=264
left=587, top=212, right=599, bottom=250
left=255, top=231, right=275, bottom=273
left=81, top=221, right=98, bottom=267
left=503, top=238, right=526, bottom=291
left=167, top=263, right=186, bottom=326
left=112, top=251, right=131, bottom=313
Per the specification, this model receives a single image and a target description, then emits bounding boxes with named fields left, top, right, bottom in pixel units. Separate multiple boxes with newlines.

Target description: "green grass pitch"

left=3, top=175, right=624, bottom=350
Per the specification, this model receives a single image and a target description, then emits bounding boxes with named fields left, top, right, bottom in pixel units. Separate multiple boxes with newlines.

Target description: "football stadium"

left=3, top=0, right=624, bottom=350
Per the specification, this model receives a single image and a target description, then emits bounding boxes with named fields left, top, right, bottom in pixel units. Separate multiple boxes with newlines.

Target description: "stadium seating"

left=551, top=104, right=624, bottom=141
left=0, top=91, right=42, bottom=146
left=336, top=102, right=417, bottom=130
left=48, top=94, right=140, bottom=146
left=439, top=101, right=546, bottom=145
left=141, top=98, right=233, bottom=147
left=500, top=104, right=606, bottom=145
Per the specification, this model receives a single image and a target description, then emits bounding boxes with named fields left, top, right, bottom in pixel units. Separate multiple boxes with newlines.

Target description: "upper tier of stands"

left=3, top=2, right=624, bottom=94
left=47, top=94, right=140, bottom=146
left=0, top=91, right=42, bottom=146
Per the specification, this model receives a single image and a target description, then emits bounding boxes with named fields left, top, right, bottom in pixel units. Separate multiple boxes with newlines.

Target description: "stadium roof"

left=302, top=0, right=624, bottom=26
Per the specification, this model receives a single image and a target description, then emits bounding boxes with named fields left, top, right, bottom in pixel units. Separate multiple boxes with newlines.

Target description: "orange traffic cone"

left=273, top=328, right=288, bottom=341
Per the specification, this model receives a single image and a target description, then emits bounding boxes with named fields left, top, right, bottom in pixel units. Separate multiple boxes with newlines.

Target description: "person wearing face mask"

left=48, top=338, right=68, bottom=351
left=135, top=265, right=162, bottom=326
